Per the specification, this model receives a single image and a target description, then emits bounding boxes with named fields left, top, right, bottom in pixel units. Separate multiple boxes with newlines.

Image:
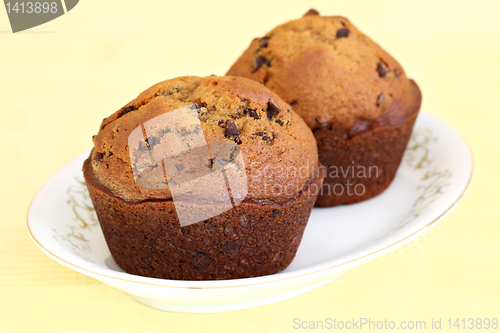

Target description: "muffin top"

left=227, top=10, right=420, bottom=132
left=89, top=75, right=318, bottom=204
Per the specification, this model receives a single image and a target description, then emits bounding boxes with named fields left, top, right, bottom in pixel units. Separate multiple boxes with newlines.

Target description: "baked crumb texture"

left=84, top=75, right=324, bottom=280
left=227, top=10, right=422, bottom=206
left=90, top=75, right=319, bottom=204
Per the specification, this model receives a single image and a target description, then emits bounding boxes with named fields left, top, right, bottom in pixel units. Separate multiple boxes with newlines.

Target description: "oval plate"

left=27, top=112, right=473, bottom=313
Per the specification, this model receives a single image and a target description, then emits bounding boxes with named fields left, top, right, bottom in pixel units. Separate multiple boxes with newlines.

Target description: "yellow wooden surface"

left=1, top=0, right=499, bottom=332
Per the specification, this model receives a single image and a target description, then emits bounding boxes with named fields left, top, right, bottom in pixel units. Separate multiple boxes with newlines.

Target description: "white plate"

left=27, top=112, right=472, bottom=313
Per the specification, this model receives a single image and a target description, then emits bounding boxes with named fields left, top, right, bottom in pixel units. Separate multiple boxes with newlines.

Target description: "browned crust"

left=226, top=13, right=423, bottom=207
left=83, top=157, right=324, bottom=280
left=90, top=76, right=318, bottom=205
left=314, top=81, right=421, bottom=207
left=226, top=15, right=414, bottom=131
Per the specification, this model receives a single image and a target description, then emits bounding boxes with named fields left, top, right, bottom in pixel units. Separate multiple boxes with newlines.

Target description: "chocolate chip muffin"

left=227, top=10, right=422, bottom=206
left=83, top=75, right=324, bottom=280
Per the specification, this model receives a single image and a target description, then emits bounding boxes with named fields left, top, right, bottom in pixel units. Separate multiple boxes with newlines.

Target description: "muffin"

left=227, top=10, right=422, bottom=206
left=83, top=75, right=324, bottom=280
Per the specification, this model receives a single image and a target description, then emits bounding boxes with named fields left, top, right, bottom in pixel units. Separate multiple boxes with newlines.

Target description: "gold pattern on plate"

left=405, top=128, right=438, bottom=170
left=52, top=177, right=99, bottom=263
left=373, top=128, right=452, bottom=240
left=67, top=178, right=98, bottom=229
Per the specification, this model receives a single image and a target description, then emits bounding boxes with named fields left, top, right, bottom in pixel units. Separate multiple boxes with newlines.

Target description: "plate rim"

left=26, top=112, right=474, bottom=290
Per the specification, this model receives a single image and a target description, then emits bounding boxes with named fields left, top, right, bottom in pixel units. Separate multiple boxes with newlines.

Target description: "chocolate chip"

left=376, top=93, right=384, bottom=107
left=120, top=105, right=138, bottom=117
left=336, top=28, right=350, bottom=38
left=269, top=209, right=280, bottom=218
left=225, top=120, right=239, bottom=136
left=246, top=108, right=260, bottom=120
left=101, top=123, right=107, bottom=130
left=252, top=56, right=267, bottom=73
left=256, top=131, right=275, bottom=144
left=315, top=118, right=331, bottom=128
left=289, top=100, right=298, bottom=106
left=255, top=36, right=271, bottom=53
left=261, top=134, right=272, bottom=143
left=234, top=137, right=242, bottom=145
left=196, top=101, right=207, bottom=108
left=376, top=93, right=393, bottom=111
left=93, top=153, right=103, bottom=163
left=304, top=9, right=319, bottom=16
left=218, top=119, right=224, bottom=126
left=377, top=61, right=389, bottom=78
left=191, top=253, right=211, bottom=270
left=275, top=119, right=283, bottom=126
left=260, top=36, right=270, bottom=48
left=266, top=101, right=281, bottom=119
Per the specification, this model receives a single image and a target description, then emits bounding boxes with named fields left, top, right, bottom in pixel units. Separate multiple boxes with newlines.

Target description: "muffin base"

left=314, top=81, right=421, bottom=207
left=83, top=158, right=324, bottom=280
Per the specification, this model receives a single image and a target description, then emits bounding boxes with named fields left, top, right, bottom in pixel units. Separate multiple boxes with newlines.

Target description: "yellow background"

left=1, top=0, right=499, bottom=332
